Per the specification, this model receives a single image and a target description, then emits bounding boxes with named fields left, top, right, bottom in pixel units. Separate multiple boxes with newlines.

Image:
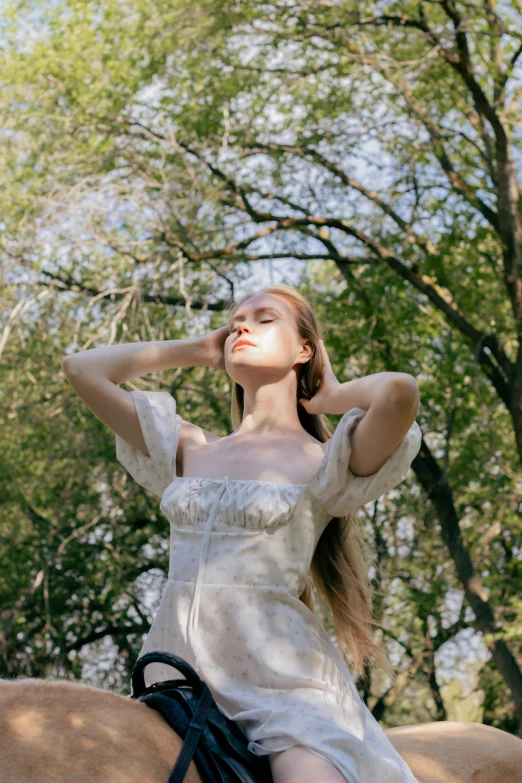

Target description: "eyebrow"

left=229, top=305, right=283, bottom=326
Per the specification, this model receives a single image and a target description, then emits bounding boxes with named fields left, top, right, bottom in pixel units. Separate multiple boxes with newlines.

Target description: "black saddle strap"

left=167, top=684, right=213, bottom=783
left=130, top=651, right=271, bottom=783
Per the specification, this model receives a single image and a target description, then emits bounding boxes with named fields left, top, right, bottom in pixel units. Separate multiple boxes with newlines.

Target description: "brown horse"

left=1, top=678, right=521, bottom=783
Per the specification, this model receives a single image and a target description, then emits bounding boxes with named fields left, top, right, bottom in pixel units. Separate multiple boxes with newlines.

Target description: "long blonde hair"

left=225, top=284, right=401, bottom=684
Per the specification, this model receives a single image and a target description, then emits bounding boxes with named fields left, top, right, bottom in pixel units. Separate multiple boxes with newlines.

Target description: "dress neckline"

left=175, top=436, right=333, bottom=489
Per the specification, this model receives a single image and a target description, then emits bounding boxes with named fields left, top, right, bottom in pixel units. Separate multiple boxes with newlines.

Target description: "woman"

left=62, top=283, right=422, bottom=783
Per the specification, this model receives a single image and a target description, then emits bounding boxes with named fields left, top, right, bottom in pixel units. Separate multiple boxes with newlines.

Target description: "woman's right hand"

left=202, top=324, right=230, bottom=372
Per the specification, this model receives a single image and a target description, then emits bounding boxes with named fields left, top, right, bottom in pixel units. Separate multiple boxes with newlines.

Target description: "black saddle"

left=130, top=650, right=273, bottom=783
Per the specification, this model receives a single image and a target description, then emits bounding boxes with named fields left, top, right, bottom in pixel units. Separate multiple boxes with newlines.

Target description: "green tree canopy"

left=1, top=0, right=521, bottom=733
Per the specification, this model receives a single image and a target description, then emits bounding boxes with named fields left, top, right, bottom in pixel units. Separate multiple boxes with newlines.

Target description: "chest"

left=181, top=438, right=326, bottom=485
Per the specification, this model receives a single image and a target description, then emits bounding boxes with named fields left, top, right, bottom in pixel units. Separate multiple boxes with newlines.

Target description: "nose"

left=237, top=323, right=252, bottom=337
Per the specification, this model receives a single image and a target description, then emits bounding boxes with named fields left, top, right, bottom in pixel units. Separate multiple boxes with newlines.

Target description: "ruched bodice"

left=116, top=390, right=422, bottom=783
left=160, top=475, right=310, bottom=530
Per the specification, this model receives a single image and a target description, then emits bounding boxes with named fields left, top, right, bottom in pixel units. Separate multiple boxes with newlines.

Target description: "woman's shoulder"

left=176, top=419, right=221, bottom=475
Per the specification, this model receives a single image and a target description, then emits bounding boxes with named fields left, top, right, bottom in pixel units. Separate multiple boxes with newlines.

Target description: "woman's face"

left=224, top=293, right=312, bottom=384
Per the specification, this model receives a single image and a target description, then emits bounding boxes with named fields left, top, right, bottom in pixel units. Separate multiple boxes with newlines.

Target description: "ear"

left=296, top=339, right=314, bottom=364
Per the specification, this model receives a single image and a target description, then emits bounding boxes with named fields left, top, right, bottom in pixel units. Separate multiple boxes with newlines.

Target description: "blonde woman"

left=63, top=284, right=422, bottom=783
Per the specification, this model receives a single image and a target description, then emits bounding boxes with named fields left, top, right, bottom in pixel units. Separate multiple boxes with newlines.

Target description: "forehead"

left=229, top=294, right=290, bottom=321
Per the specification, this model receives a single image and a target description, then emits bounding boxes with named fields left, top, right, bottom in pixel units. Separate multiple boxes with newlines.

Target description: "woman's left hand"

left=298, top=340, right=341, bottom=415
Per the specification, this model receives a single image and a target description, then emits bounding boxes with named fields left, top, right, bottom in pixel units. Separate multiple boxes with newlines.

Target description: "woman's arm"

left=346, top=378, right=420, bottom=477
left=62, top=337, right=210, bottom=385
left=62, top=330, right=227, bottom=457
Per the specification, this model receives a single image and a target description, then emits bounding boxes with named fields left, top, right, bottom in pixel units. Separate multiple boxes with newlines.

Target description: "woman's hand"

left=202, top=324, right=230, bottom=372
left=298, top=340, right=341, bottom=415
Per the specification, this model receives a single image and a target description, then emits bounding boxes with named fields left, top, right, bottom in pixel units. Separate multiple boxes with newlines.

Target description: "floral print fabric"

left=116, top=390, right=422, bottom=783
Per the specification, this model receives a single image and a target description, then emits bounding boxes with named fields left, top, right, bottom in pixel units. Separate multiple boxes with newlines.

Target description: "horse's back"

left=0, top=678, right=202, bottom=783
left=2, top=678, right=522, bottom=783
left=386, top=720, right=522, bottom=783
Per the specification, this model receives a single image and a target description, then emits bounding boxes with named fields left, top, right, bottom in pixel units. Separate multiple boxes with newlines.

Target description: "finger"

left=320, top=344, right=331, bottom=374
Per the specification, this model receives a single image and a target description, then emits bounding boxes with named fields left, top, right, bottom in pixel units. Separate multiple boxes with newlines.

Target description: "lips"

left=233, top=339, right=256, bottom=350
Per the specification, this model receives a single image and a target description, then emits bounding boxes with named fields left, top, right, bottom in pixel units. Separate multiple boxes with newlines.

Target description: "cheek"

left=266, top=330, right=299, bottom=357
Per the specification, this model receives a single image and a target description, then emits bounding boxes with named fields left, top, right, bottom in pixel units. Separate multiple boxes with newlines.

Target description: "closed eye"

left=230, top=319, right=273, bottom=333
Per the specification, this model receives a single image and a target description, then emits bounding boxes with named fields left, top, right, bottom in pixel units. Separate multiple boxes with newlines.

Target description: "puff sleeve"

left=115, top=390, right=182, bottom=498
left=308, top=407, right=422, bottom=517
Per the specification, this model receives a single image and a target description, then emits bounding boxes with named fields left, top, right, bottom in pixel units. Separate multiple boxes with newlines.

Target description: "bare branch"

left=243, top=141, right=437, bottom=253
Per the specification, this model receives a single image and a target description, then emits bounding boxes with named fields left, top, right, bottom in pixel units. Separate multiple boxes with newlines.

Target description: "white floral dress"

left=116, top=390, right=422, bottom=783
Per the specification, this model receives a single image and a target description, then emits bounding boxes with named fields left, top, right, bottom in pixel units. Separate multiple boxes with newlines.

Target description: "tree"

left=1, top=0, right=520, bottom=731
